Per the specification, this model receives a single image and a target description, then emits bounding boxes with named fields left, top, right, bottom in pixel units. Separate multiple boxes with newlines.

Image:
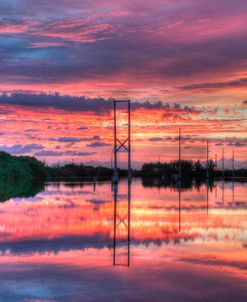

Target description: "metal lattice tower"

left=113, top=100, right=131, bottom=184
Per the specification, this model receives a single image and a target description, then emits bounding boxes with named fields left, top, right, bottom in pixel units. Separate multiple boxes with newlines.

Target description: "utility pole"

left=178, top=183, right=181, bottom=231
left=232, top=149, right=235, bottom=178
left=207, top=183, right=209, bottom=216
left=222, top=148, right=225, bottom=179
left=113, top=100, right=131, bottom=186
left=178, top=128, right=182, bottom=231
left=113, top=100, right=117, bottom=184
left=178, top=128, right=181, bottom=181
left=206, top=140, right=209, bottom=181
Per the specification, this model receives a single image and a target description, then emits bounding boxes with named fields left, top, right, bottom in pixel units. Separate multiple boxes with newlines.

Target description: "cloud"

left=34, top=150, right=63, bottom=157
left=77, top=126, right=88, bottom=130
left=35, top=150, right=95, bottom=156
left=180, top=78, right=247, bottom=91
left=49, top=135, right=101, bottom=142
left=0, top=93, right=113, bottom=113
left=228, top=141, right=246, bottom=147
left=86, top=142, right=111, bottom=148
left=0, top=93, right=210, bottom=117
left=0, top=144, right=44, bottom=155
left=24, top=129, right=40, bottom=132
left=215, top=143, right=224, bottom=146
left=1, top=0, right=247, bottom=100
left=149, top=137, right=164, bottom=142
left=65, top=151, right=96, bottom=156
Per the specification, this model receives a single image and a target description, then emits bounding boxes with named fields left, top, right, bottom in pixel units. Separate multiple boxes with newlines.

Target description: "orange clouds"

left=0, top=96, right=246, bottom=166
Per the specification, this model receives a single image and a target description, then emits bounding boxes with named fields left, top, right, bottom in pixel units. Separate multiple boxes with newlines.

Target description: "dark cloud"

left=180, top=78, right=247, bottom=91
left=149, top=137, right=164, bottom=142
left=35, top=150, right=95, bottom=156
left=86, top=142, right=111, bottom=148
left=0, top=234, right=112, bottom=255
left=0, top=93, right=209, bottom=116
left=0, top=144, right=44, bottom=155
left=0, top=93, right=113, bottom=113
left=24, top=129, right=40, bottom=132
left=49, top=135, right=101, bottom=142
left=77, top=126, right=88, bottom=130
left=228, top=141, right=246, bottom=147
left=34, top=150, right=63, bottom=156
left=1, top=0, right=247, bottom=95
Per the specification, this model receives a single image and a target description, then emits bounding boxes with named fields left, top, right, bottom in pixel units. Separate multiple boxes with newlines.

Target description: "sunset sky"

left=0, top=0, right=247, bottom=167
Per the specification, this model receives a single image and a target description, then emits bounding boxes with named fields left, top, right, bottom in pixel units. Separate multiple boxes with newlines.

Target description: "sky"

left=0, top=0, right=247, bottom=167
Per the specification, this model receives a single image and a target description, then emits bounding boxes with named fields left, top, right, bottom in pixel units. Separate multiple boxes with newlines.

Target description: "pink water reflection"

left=0, top=180, right=246, bottom=301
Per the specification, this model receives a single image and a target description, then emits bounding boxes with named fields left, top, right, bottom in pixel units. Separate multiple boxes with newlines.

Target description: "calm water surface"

left=0, top=179, right=246, bottom=302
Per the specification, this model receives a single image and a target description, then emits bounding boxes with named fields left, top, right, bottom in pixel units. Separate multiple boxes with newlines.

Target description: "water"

left=0, top=179, right=246, bottom=302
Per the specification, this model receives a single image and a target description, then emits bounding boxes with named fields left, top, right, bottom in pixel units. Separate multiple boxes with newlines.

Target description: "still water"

left=0, top=179, right=246, bottom=302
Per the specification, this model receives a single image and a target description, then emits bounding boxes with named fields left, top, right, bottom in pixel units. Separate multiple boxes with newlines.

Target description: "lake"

left=0, top=179, right=246, bottom=302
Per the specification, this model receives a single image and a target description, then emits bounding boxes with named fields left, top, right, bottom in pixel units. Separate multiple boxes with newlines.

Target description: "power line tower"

left=206, top=140, right=209, bottom=181
left=232, top=149, right=235, bottom=178
left=113, top=100, right=131, bottom=185
left=178, top=128, right=181, bottom=181
left=222, top=148, right=225, bottom=179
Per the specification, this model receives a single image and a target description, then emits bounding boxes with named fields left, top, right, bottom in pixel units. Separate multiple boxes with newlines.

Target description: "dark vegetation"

left=45, top=164, right=129, bottom=180
left=0, top=152, right=45, bottom=201
left=141, top=160, right=215, bottom=180
left=0, top=178, right=44, bottom=202
left=0, top=151, right=246, bottom=184
left=0, top=151, right=46, bottom=180
left=0, top=151, right=245, bottom=203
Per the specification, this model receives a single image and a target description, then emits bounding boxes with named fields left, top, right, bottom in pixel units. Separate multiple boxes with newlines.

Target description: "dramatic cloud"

left=0, top=93, right=211, bottom=116
left=0, top=0, right=247, bottom=105
left=0, top=1, right=246, bottom=166
left=0, top=93, right=112, bottom=113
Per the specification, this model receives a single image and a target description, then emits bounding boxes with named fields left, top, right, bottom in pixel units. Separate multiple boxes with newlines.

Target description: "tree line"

left=0, top=151, right=246, bottom=182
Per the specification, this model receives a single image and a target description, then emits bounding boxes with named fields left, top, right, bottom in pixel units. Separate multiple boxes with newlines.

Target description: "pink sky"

left=0, top=0, right=246, bottom=166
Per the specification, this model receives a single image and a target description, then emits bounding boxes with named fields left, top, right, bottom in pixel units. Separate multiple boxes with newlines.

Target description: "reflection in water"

left=0, top=180, right=246, bottom=251
left=222, top=180, right=225, bottom=206
left=113, top=182, right=131, bottom=266
left=0, top=179, right=44, bottom=202
left=178, top=182, right=181, bottom=232
left=0, top=179, right=246, bottom=301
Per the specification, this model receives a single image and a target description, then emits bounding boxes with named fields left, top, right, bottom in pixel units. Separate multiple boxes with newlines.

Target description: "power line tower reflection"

left=178, top=180, right=181, bottom=232
left=113, top=182, right=131, bottom=267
